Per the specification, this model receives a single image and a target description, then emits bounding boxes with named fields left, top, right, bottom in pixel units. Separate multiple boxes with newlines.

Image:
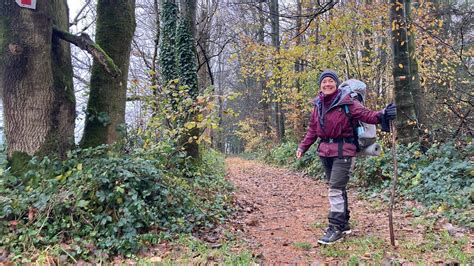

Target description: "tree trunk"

left=269, top=0, right=284, bottom=143
left=177, top=0, right=200, bottom=159
left=159, top=0, right=178, bottom=85
left=390, top=0, right=419, bottom=144
left=0, top=0, right=75, bottom=173
left=406, top=0, right=426, bottom=129
left=80, top=0, right=136, bottom=148
left=293, top=0, right=305, bottom=140
left=258, top=0, right=271, bottom=136
left=361, top=0, right=373, bottom=81
left=151, top=0, right=161, bottom=114
left=197, top=0, right=212, bottom=92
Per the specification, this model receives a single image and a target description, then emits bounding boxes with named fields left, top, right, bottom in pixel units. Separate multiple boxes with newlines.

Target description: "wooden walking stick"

left=388, top=120, right=398, bottom=246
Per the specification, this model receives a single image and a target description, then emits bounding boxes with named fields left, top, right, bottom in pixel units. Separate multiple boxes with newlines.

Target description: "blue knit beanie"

left=318, top=69, right=340, bottom=87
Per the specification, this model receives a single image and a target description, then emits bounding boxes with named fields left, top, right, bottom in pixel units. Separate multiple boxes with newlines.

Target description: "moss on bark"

left=80, top=0, right=136, bottom=148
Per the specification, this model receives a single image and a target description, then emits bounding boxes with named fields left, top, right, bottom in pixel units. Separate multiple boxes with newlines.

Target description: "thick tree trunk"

left=406, top=0, right=426, bottom=129
left=51, top=0, right=77, bottom=156
left=0, top=0, right=75, bottom=173
left=159, top=0, right=178, bottom=85
left=80, top=0, right=136, bottom=148
left=177, top=0, right=200, bottom=159
left=390, top=0, right=419, bottom=144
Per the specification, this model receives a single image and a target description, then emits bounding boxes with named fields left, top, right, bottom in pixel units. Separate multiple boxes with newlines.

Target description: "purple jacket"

left=298, top=90, right=383, bottom=157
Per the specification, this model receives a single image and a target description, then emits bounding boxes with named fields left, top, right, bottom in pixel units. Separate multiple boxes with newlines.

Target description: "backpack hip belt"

left=320, top=137, right=356, bottom=159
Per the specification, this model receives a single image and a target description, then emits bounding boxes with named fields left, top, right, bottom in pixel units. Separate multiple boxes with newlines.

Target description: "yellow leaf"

left=437, top=203, right=448, bottom=213
left=399, top=64, right=404, bottom=69
left=185, top=122, right=196, bottom=129
left=55, top=174, right=64, bottom=181
left=438, top=19, right=443, bottom=28
left=197, top=114, right=204, bottom=122
left=76, top=163, right=83, bottom=171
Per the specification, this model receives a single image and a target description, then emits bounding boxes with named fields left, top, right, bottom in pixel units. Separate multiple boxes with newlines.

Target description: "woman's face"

left=320, top=77, right=337, bottom=95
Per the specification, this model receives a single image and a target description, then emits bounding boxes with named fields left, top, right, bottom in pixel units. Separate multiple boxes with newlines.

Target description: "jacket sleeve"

left=350, top=100, right=384, bottom=125
left=298, top=107, right=319, bottom=153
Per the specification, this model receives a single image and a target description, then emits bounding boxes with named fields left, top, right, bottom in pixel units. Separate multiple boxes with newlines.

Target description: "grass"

left=314, top=224, right=473, bottom=264
left=26, top=233, right=256, bottom=265
left=152, top=234, right=255, bottom=265
left=292, top=242, right=313, bottom=250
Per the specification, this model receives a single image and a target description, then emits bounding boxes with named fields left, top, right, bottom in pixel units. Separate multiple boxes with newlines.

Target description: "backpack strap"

left=343, top=105, right=361, bottom=153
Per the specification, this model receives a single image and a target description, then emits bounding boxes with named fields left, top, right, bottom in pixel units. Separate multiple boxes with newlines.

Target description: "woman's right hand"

left=296, top=150, right=303, bottom=159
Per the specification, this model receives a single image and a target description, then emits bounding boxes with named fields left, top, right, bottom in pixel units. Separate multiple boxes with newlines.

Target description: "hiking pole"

left=388, top=120, right=398, bottom=246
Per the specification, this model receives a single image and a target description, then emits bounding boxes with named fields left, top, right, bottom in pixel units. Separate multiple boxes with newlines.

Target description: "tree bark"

left=197, top=0, right=212, bottom=92
left=258, top=0, right=271, bottom=136
left=0, top=0, right=75, bottom=173
left=293, top=0, right=305, bottom=140
left=269, top=0, right=285, bottom=143
left=406, top=0, right=426, bottom=130
left=390, top=0, right=419, bottom=144
left=80, top=0, right=136, bottom=148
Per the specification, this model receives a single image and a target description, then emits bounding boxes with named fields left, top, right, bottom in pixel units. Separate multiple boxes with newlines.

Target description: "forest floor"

left=219, top=157, right=473, bottom=264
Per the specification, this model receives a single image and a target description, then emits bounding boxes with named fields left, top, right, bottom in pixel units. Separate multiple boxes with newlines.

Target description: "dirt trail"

left=225, top=157, right=472, bottom=264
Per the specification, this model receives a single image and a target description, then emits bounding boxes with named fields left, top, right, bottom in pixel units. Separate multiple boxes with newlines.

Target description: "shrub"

left=263, top=141, right=324, bottom=179
left=353, top=141, right=473, bottom=227
left=0, top=145, right=232, bottom=261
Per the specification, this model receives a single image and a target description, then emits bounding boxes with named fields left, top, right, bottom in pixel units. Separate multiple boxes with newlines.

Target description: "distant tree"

left=268, top=0, right=285, bottom=142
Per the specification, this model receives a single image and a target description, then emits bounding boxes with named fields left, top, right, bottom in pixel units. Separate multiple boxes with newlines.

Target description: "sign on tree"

left=16, top=0, right=37, bottom=9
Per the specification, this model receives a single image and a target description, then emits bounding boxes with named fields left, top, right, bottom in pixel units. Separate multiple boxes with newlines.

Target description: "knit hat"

left=318, top=69, right=340, bottom=87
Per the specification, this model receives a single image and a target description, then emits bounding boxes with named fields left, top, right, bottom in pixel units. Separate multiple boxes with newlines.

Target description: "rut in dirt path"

left=225, top=157, right=413, bottom=264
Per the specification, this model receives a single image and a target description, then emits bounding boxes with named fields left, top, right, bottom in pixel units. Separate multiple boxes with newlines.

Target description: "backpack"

left=339, top=79, right=381, bottom=156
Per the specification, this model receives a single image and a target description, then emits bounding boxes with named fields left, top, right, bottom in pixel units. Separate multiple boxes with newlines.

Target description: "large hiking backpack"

left=339, top=79, right=381, bottom=156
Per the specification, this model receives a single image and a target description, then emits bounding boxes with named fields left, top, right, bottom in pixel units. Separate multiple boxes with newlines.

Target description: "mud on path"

left=225, top=157, right=473, bottom=264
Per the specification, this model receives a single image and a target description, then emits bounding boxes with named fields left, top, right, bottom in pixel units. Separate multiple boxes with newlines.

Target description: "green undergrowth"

left=0, top=143, right=233, bottom=262
left=263, top=140, right=474, bottom=228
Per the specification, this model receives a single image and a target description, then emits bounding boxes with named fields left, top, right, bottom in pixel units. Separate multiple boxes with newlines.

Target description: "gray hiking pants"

left=320, top=156, right=353, bottom=228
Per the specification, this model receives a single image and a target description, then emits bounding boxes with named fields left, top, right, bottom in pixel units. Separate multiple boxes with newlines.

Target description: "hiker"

left=296, top=69, right=396, bottom=245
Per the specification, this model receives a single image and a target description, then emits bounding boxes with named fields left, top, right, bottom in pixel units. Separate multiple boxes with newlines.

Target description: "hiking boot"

left=324, top=224, right=351, bottom=235
left=318, top=225, right=344, bottom=245
left=340, top=223, right=351, bottom=235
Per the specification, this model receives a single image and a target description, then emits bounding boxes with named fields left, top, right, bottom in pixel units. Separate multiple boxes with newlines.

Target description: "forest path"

left=225, top=157, right=472, bottom=264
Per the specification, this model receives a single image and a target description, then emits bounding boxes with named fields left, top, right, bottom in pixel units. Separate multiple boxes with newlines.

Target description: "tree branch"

left=52, top=26, right=121, bottom=78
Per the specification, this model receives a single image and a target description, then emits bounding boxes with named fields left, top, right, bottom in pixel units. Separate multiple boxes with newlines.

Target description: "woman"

left=296, top=70, right=396, bottom=245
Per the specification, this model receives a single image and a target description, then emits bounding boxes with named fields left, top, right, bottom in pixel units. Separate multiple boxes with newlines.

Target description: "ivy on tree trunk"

left=177, top=0, right=199, bottom=159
